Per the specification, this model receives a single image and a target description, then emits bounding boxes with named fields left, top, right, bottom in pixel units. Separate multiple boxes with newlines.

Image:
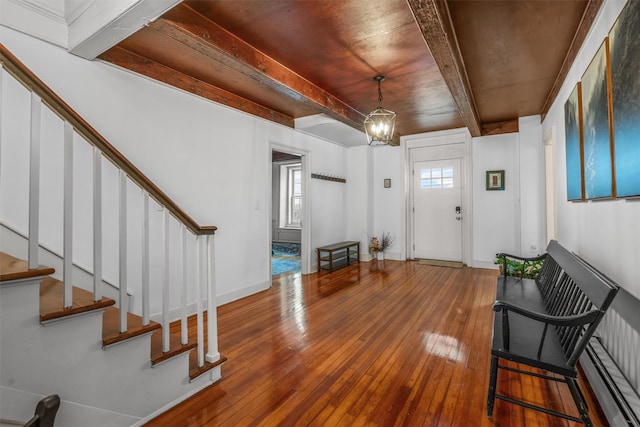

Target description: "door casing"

left=403, top=129, right=472, bottom=265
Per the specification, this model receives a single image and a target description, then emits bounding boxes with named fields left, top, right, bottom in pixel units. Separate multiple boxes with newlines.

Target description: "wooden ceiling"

left=100, top=0, right=600, bottom=145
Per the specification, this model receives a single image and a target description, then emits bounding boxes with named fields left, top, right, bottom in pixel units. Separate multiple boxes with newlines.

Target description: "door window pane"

left=420, top=166, right=454, bottom=189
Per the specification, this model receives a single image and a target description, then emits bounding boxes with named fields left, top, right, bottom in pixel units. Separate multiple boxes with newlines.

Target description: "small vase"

left=377, top=252, right=384, bottom=261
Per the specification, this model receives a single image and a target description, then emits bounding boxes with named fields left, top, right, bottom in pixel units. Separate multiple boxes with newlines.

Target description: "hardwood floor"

left=145, top=260, right=607, bottom=426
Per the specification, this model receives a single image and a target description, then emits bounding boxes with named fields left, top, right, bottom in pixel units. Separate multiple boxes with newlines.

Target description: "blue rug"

left=272, top=258, right=301, bottom=275
left=272, top=242, right=301, bottom=275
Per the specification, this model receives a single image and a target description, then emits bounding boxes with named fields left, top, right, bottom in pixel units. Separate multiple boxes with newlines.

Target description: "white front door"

left=412, top=158, right=462, bottom=261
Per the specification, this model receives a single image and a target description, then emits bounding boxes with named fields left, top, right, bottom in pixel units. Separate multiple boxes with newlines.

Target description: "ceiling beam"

left=407, top=0, right=482, bottom=137
left=541, top=0, right=603, bottom=119
left=481, top=119, right=519, bottom=136
left=149, top=3, right=370, bottom=138
left=99, top=46, right=294, bottom=128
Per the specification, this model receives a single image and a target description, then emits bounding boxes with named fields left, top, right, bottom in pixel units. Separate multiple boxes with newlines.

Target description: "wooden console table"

left=317, top=241, right=360, bottom=273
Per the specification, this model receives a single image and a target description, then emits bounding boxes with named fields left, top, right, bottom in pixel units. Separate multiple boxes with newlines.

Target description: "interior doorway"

left=271, top=150, right=302, bottom=276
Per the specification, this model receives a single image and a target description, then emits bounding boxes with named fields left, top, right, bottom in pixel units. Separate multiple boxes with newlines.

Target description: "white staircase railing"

left=0, top=44, right=220, bottom=370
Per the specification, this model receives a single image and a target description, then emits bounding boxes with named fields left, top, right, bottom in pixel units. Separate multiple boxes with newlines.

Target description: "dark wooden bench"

left=317, top=241, right=360, bottom=273
left=487, top=240, right=619, bottom=426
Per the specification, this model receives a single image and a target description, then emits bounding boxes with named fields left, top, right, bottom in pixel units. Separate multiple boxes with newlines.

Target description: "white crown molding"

left=0, top=0, right=181, bottom=60
left=64, top=0, right=94, bottom=26
left=1, top=0, right=68, bottom=48
left=10, top=0, right=66, bottom=23
left=68, top=0, right=181, bottom=60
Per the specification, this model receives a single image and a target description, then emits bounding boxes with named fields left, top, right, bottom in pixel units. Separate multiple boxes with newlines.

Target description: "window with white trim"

left=280, top=163, right=302, bottom=227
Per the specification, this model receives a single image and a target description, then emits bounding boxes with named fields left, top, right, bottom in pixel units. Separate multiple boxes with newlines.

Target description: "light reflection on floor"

left=422, top=332, right=467, bottom=363
left=277, top=272, right=307, bottom=337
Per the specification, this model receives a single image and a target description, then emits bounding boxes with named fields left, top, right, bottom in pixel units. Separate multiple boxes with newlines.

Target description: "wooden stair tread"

left=166, top=313, right=227, bottom=379
left=4, top=247, right=225, bottom=380
left=0, top=252, right=55, bottom=282
left=40, top=277, right=115, bottom=322
left=102, top=306, right=161, bottom=347
left=189, top=352, right=227, bottom=380
left=150, top=329, right=197, bottom=366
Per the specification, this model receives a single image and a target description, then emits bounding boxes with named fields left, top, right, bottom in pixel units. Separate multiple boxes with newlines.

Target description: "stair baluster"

left=118, top=170, right=128, bottom=332
left=141, top=189, right=150, bottom=325
left=92, top=146, right=102, bottom=302
left=28, top=92, right=41, bottom=270
left=63, top=121, right=73, bottom=308
left=206, top=234, right=219, bottom=363
left=162, top=208, right=170, bottom=352
left=180, top=224, right=188, bottom=345
left=196, top=235, right=205, bottom=368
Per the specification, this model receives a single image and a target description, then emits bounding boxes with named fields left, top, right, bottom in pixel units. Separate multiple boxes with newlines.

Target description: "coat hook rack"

left=311, top=173, right=346, bottom=183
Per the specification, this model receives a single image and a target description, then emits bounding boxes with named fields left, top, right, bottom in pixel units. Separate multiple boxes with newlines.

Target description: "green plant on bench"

left=494, top=253, right=544, bottom=279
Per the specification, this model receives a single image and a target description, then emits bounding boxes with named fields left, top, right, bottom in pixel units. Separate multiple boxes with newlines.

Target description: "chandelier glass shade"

left=364, top=76, right=396, bottom=146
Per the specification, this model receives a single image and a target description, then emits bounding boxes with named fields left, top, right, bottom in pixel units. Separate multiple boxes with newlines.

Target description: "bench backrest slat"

left=536, top=255, right=563, bottom=300
left=537, top=241, right=619, bottom=365
left=562, top=324, right=584, bottom=361
left=546, top=240, right=618, bottom=308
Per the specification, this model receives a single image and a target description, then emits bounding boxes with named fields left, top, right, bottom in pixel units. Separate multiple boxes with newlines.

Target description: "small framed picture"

left=384, top=178, right=391, bottom=188
left=486, top=170, right=505, bottom=191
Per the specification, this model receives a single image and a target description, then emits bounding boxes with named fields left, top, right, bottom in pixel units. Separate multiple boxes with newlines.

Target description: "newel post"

left=206, top=233, right=220, bottom=364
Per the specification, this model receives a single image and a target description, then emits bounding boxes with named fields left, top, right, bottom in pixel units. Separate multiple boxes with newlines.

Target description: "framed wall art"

left=609, top=0, right=640, bottom=197
left=564, top=83, right=585, bottom=201
left=580, top=41, right=614, bottom=199
left=486, top=170, right=505, bottom=191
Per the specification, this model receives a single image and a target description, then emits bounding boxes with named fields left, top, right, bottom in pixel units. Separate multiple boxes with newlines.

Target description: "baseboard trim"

left=217, top=280, right=270, bottom=306
left=470, top=260, right=499, bottom=270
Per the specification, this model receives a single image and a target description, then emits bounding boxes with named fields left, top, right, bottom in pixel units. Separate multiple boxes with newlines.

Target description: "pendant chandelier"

left=364, top=75, right=397, bottom=146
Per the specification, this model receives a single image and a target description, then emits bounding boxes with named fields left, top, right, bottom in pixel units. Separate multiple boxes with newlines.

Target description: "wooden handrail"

left=0, top=44, right=216, bottom=235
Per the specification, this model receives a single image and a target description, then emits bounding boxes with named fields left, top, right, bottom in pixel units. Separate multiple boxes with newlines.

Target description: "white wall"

left=471, top=133, right=521, bottom=266
left=0, top=25, right=349, bottom=306
left=542, top=0, right=640, bottom=300
left=372, top=145, right=404, bottom=260
left=307, top=139, right=348, bottom=265
left=345, top=144, right=405, bottom=261
left=346, top=146, right=373, bottom=259
left=541, top=0, right=640, bottom=406
left=396, top=123, right=543, bottom=269
left=518, top=116, right=545, bottom=256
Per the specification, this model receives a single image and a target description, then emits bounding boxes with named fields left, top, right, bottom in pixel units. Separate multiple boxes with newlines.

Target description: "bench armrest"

left=493, top=300, right=600, bottom=326
left=493, top=300, right=600, bottom=358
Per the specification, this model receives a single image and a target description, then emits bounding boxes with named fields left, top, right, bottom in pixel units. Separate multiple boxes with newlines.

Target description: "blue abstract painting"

left=564, top=84, right=584, bottom=201
left=610, top=0, right=640, bottom=197
left=581, top=42, right=613, bottom=199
